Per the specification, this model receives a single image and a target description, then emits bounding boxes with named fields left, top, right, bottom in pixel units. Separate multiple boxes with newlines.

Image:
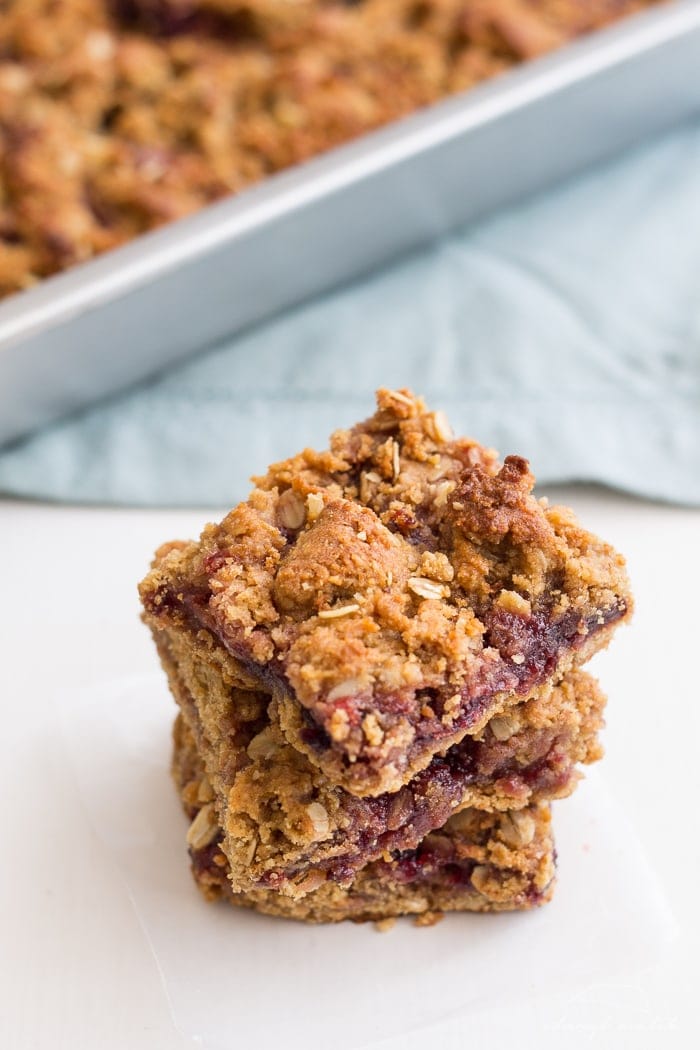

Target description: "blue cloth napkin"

left=1, top=121, right=699, bottom=507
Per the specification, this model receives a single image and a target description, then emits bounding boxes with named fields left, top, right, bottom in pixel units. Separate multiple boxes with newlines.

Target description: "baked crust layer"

left=172, top=714, right=556, bottom=923
left=141, top=389, right=629, bottom=796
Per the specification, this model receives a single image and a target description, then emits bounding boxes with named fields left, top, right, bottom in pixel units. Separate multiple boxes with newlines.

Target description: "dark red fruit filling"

left=254, top=726, right=574, bottom=891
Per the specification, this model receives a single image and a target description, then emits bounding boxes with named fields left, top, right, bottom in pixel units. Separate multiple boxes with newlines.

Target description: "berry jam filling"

left=194, top=826, right=552, bottom=908
left=313, top=731, right=569, bottom=887
left=113, top=0, right=259, bottom=41
left=167, top=650, right=584, bottom=893
left=252, top=727, right=573, bottom=890
left=299, top=710, right=333, bottom=752
left=190, top=836, right=225, bottom=881
left=190, top=830, right=526, bottom=902
left=151, top=577, right=623, bottom=780
left=376, top=848, right=477, bottom=888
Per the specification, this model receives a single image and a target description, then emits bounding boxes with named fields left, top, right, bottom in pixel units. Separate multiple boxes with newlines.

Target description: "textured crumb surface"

left=141, top=389, right=630, bottom=795
left=158, top=610, right=602, bottom=894
left=0, top=0, right=662, bottom=297
left=172, top=715, right=556, bottom=923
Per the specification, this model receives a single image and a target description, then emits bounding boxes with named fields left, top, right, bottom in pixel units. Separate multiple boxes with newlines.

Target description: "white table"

left=2, top=489, right=698, bottom=1049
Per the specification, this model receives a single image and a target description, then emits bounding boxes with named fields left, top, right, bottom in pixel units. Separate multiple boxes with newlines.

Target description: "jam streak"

left=147, top=580, right=625, bottom=779
left=261, top=730, right=573, bottom=890
left=193, top=833, right=550, bottom=908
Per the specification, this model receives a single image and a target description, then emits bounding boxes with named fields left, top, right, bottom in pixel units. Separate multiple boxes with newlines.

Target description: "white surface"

left=2, top=488, right=699, bottom=1048
left=62, top=674, right=672, bottom=1050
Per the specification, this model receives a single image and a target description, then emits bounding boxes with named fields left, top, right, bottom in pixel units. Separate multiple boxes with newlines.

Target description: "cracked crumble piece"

left=140, top=388, right=631, bottom=797
left=157, top=615, right=602, bottom=895
left=172, top=715, right=556, bottom=923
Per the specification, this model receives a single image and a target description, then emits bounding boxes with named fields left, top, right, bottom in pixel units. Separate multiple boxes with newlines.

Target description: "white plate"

left=61, top=672, right=675, bottom=1050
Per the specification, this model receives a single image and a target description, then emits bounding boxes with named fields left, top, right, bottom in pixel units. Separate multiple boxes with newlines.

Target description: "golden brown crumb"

left=413, top=911, right=445, bottom=927
left=373, top=917, right=397, bottom=932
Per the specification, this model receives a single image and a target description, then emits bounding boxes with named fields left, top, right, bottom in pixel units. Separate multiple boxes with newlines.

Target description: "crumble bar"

left=1, top=0, right=663, bottom=297
left=157, top=615, right=602, bottom=894
left=172, top=713, right=556, bottom=923
left=141, top=388, right=631, bottom=797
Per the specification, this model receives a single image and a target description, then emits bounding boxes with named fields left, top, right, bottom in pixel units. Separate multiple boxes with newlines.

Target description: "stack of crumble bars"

left=140, top=389, right=631, bottom=924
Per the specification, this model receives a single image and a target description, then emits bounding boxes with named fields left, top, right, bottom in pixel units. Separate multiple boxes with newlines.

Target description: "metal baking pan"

left=1, top=0, right=699, bottom=448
